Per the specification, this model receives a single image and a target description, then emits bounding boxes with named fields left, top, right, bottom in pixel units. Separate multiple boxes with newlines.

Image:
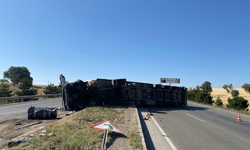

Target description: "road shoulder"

left=138, top=107, right=173, bottom=150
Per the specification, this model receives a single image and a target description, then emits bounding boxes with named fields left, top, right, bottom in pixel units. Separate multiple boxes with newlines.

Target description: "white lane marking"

left=151, top=116, right=178, bottom=150
left=186, top=113, right=205, bottom=122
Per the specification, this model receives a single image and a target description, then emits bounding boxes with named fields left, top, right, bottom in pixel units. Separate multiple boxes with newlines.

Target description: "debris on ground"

left=0, top=110, right=68, bottom=147
left=66, top=110, right=75, bottom=116
left=16, top=121, right=42, bottom=129
left=48, top=132, right=56, bottom=137
left=8, top=137, right=33, bottom=148
left=28, top=106, right=57, bottom=119
left=39, top=134, right=45, bottom=137
left=41, top=130, right=46, bottom=133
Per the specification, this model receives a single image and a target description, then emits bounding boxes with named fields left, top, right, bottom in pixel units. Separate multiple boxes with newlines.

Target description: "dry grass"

left=8, top=106, right=141, bottom=150
left=211, top=88, right=250, bottom=108
left=6, top=83, right=47, bottom=96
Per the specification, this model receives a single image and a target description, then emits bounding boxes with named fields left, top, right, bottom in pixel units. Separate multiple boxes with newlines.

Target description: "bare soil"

left=0, top=110, right=68, bottom=146
left=3, top=107, right=141, bottom=150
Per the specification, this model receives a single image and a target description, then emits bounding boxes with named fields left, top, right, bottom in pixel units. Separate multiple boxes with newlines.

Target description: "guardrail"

left=0, top=93, right=62, bottom=101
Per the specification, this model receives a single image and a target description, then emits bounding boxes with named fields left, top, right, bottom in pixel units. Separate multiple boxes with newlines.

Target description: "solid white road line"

left=186, top=113, right=205, bottom=122
left=151, top=116, right=178, bottom=150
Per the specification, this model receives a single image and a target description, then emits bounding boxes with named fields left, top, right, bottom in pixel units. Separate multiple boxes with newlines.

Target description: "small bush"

left=188, top=87, right=213, bottom=105
left=0, top=82, right=13, bottom=97
left=44, top=84, right=60, bottom=94
left=226, top=96, right=249, bottom=110
left=231, top=90, right=239, bottom=97
left=215, top=96, right=223, bottom=107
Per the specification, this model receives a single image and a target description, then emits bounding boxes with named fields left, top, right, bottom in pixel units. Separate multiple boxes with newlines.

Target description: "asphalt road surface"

left=149, top=102, right=250, bottom=150
left=0, top=98, right=62, bottom=120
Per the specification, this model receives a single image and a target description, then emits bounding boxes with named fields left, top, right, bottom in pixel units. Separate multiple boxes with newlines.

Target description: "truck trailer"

left=59, top=74, right=187, bottom=111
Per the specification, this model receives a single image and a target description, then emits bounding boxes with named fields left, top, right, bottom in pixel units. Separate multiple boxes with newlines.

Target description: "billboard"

left=160, top=78, right=180, bottom=83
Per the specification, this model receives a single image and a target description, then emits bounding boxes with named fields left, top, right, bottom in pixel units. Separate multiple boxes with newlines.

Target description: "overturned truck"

left=60, top=74, right=187, bottom=111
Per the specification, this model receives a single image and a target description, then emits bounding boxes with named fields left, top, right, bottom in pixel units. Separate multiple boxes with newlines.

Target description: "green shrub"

left=231, top=90, right=239, bottom=97
left=188, top=87, right=213, bottom=105
left=43, top=84, right=60, bottom=94
left=0, top=82, right=13, bottom=97
left=226, top=96, right=249, bottom=110
left=215, top=96, right=223, bottom=107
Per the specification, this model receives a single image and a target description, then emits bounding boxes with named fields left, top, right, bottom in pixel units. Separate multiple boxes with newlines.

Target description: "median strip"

left=3, top=106, right=142, bottom=150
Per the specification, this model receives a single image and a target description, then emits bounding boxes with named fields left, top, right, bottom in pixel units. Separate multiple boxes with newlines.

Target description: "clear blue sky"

left=0, top=0, right=249, bottom=88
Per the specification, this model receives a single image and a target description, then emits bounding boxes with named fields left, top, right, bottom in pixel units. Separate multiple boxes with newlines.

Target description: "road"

left=0, top=98, right=62, bottom=120
left=147, top=102, right=250, bottom=150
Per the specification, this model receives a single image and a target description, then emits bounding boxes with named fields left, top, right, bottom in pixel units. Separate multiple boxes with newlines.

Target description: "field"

left=211, top=88, right=250, bottom=107
left=6, top=83, right=47, bottom=96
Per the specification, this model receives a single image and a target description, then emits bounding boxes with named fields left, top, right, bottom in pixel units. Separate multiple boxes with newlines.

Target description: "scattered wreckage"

left=28, top=106, right=57, bottom=119
left=60, top=74, right=187, bottom=111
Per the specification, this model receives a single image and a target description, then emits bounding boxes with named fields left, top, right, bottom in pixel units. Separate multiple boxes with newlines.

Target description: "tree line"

left=0, top=66, right=62, bottom=98
left=188, top=81, right=250, bottom=111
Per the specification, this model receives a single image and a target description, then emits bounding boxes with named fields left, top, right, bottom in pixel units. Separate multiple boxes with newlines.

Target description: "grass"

left=8, top=106, right=142, bottom=150
left=128, top=108, right=142, bottom=149
left=6, top=83, right=47, bottom=95
left=188, top=88, right=250, bottom=116
left=211, top=88, right=250, bottom=108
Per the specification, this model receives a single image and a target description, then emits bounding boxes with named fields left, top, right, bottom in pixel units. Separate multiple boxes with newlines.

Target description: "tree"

left=44, top=84, right=60, bottom=94
left=242, top=83, right=250, bottom=94
left=227, top=96, right=249, bottom=110
left=194, top=90, right=213, bottom=104
left=0, top=79, right=9, bottom=83
left=201, top=81, right=212, bottom=93
left=0, top=83, right=13, bottom=97
left=231, top=90, right=239, bottom=97
left=215, top=96, right=223, bottom=107
left=223, top=84, right=233, bottom=93
left=223, top=84, right=229, bottom=93
left=19, top=78, right=33, bottom=90
left=15, top=77, right=37, bottom=96
left=3, top=66, right=32, bottom=85
left=229, top=84, right=233, bottom=90
left=188, top=87, right=213, bottom=104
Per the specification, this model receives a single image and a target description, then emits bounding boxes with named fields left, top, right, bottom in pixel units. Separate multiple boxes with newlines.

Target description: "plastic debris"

left=41, top=130, right=46, bottom=133
left=8, top=137, right=33, bottom=148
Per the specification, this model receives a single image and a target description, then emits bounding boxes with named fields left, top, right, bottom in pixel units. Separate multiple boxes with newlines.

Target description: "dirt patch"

left=4, top=106, right=141, bottom=150
left=107, top=108, right=136, bottom=150
left=0, top=110, right=68, bottom=146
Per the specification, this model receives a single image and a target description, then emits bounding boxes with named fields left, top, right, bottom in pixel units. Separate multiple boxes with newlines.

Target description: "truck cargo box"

left=59, top=74, right=187, bottom=111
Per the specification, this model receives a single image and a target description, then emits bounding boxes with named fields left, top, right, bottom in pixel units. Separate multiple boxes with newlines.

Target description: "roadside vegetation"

left=0, top=66, right=62, bottom=105
left=6, top=106, right=141, bottom=150
left=188, top=82, right=250, bottom=115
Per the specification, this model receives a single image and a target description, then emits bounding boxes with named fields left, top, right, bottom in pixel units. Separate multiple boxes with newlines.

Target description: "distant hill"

left=211, top=88, right=250, bottom=105
left=6, top=83, right=47, bottom=96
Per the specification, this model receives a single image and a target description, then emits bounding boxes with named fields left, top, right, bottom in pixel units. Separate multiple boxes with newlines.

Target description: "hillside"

left=211, top=88, right=250, bottom=105
left=6, top=83, right=47, bottom=96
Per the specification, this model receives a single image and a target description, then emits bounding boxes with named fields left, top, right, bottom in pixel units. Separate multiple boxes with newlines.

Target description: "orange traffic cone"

left=236, top=114, right=242, bottom=122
